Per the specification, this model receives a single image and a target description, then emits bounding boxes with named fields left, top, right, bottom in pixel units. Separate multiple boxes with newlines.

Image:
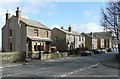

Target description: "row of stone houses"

left=81, top=31, right=113, bottom=50
left=2, top=7, right=115, bottom=58
left=52, top=27, right=113, bottom=51
left=51, top=26, right=85, bottom=52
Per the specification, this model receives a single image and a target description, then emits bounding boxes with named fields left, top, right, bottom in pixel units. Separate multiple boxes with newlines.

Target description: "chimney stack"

left=6, top=10, right=11, bottom=20
left=16, top=7, right=21, bottom=18
left=61, top=26, right=64, bottom=29
left=90, top=32, right=93, bottom=36
left=68, top=25, right=72, bottom=32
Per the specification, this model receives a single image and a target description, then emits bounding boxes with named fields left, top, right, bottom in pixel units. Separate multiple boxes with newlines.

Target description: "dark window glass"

left=34, top=29, right=38, bottom=36
left=10, top=29, right=12, bottom=36
left=10, top=43, right=12, bottom=51
left=46, top=31, right=48, bottom=37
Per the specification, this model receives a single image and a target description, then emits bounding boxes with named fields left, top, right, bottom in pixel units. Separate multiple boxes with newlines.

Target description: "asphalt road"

left=2, top=52, right=119, bottom=78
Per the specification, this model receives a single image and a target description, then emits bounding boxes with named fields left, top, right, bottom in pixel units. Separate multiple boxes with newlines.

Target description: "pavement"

left=100, top=56, right=120, bottom=69
left=0, top=56, right=72, bottom=69
left=0, top=62, right=28, bottom=69
left=0, top=54, right=120, bottom=69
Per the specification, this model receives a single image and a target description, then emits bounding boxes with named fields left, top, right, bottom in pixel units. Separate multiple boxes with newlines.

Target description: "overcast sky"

left=0, top=0, right=109, bottom=50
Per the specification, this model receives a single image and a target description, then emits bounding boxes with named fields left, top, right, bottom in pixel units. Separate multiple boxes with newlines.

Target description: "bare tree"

left=100, top=1, right=120, bottom=54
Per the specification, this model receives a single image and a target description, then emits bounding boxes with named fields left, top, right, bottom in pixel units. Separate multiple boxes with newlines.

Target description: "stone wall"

left=1, top=52, right=26, bottom=64
left=41, top=52, right=68, bottom=60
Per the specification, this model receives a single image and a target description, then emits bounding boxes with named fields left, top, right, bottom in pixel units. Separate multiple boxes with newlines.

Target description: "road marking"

left=74, top=71, right=78, bottom=73
left=60, top=63, right=100, bottom=77
left=78, top=69, right=83, bottom=71
left=60, top=74, right=67, bottom=77
left=69, top=72, right=74, bottom=75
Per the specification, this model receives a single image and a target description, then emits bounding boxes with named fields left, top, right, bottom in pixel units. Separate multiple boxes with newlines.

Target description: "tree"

left=100, top=1, right=120, bottom=54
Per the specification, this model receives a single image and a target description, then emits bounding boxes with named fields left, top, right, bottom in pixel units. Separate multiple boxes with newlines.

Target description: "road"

left=1, top=52, right=119, bottom=79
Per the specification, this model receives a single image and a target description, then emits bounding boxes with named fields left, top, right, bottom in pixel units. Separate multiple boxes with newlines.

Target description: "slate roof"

left=85, top=33, right=97, bottom=39
left=93, top=31, right=112, bottom=39
left=54, top=28, right=80, bottom=36
left=20, top=17, right=50, bottom=30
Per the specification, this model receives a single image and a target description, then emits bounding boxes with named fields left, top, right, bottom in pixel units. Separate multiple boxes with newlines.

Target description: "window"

left=10, top=29, right=12, bottom=37
left=82, top=37, right=84, bottom=41
left=46, top=31, right=49, bottom=37
left=10, top=43, right=12, bottom=51
left=79, top=36, right=81, bottom=41
left=34, top=43, right=38, bottom=51
left=34, top=29, right=38, bottom=36
left=34, top=45, right=44, bottom=51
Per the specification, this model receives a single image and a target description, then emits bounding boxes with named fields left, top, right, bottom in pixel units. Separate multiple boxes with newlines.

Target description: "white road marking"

left=78, top=69, right=83, bottom=71
left=60, top=63, right=100, bottom=77
left=74, top=71, right=78, bottom=73
left=69, top=72, right=74, bottom=75
left=60, top=74, right=67, bottom=77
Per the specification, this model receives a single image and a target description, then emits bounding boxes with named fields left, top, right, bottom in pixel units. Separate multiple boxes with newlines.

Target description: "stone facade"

left=51, top=26, right=85, bottom=52
left=2, top=7, right=52, bottom=58
left=93, top=31, right=113, bottom=49
left=82, top=33, right=97, bottom=50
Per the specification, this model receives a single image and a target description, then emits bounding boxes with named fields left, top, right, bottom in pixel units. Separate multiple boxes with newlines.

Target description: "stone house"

left=82, top=33, right=97, bottom=50
left=96, top=36, right=104, bottom=49
left=93, top=31, right=113, bottom=49
left=51, top=26, right=85, bottom=53
left=2, top=7, right=52, bottom=58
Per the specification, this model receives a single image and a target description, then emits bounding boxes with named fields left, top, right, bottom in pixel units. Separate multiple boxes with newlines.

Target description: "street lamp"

left=67, top=41, right=70, bottom=56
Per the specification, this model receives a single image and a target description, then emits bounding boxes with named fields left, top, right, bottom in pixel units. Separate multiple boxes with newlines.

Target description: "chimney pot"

left=68, top=25, right=72, bottom=32
left=6, top=11, right=11, bottom=21
left=16, top=7, right=21, bottom=18
left=61, top=26, right=64, bottom=29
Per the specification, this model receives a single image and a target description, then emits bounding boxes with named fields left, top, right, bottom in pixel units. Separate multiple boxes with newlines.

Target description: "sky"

left=0, top=1, right=108, bottom=50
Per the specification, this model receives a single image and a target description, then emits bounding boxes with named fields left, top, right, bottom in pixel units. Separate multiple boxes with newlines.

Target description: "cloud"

left=73, top=23, right=103, bottom=33
left=51, top=24, right=61, bottom=29
left=51, top=23, right=103, bottom=33
left=83, top=11, right=92, bottom=16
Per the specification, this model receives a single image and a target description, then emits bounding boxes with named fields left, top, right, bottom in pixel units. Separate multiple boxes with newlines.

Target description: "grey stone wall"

left=1, top=52, right=26, bottom=64
left=41, top=52, right=68, bottom=60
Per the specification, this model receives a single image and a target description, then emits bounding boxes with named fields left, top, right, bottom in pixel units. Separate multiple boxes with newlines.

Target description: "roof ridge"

left=20, top=17, right=50, bottom=30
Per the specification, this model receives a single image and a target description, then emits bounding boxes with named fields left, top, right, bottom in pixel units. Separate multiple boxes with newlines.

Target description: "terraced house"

left=51, top=26, right=85, bottom=54
left=2, top=7, right=52, bottom=58
left=82, top=32, right=98, bottom=50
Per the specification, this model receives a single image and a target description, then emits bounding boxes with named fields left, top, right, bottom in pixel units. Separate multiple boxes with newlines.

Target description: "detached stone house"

left=2, top=7, right=52, bottom=58
left=51, top=26, right=85, bottom=53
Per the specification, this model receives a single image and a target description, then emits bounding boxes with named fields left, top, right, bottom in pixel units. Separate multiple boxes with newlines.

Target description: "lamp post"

left=55, top=37, right=58, bottom=52
left=67, top=41, right=70, bottom=56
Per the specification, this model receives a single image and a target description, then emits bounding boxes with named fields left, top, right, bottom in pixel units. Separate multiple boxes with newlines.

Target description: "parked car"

left=107, top=48, right=112, bottom=52
left=107, top=48, right=118, bottom=52
left=81, top=51, right=91, bottom=56
left=93, top=49, right=104, bottom=54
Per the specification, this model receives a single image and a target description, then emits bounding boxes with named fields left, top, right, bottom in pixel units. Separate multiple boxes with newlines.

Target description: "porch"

left=26, top=36, right=52, bottom=59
